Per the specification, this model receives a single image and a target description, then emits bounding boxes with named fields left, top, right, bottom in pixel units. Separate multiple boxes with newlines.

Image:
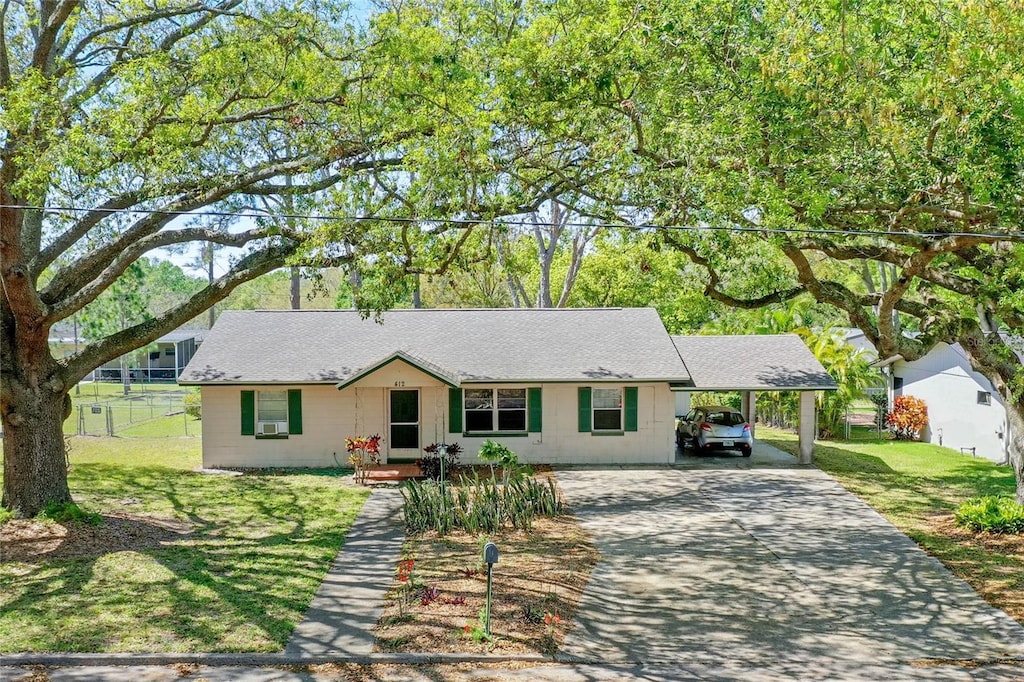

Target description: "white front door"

left=388, top=389, right=420, bottom=461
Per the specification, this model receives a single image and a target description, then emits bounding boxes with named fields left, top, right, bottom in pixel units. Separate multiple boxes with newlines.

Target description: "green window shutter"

left=449, top=388, right=463, bottom=433
left=288, top=389, right=303, bottom=435
left=624, top=386, right=638, bottom=432
left=241, top=390, right=255, bottom=436
left=578, top=387, right=592, bottom=433
left=528, top=387, right=542, bottom=433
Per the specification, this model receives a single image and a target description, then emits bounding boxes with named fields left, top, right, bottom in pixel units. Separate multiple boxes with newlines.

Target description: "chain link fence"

left=72, top=392, right=200, bottom=437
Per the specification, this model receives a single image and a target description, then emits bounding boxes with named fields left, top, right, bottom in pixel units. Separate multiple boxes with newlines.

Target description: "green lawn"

left=759, top=427, right=1023, bottom=623
left=0, top=437, right=369, bottom=652
left=73, top=381, right=189, bottom=400
left=116, top=414, right=202, bottom=438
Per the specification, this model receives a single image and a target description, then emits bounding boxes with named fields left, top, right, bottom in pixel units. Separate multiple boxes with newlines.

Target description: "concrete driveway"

left=554, top=441, right=1024, bottom=680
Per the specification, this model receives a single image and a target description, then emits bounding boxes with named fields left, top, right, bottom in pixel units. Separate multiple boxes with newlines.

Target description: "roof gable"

left=335, top=351, right=461, bottom=390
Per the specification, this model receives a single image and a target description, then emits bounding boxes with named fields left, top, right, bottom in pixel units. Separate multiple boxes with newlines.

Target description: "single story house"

left=179, top=308, right=835, bottom=469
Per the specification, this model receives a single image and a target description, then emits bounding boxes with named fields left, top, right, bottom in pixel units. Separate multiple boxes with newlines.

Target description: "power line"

left=2, top=203, right=1022, bottom=242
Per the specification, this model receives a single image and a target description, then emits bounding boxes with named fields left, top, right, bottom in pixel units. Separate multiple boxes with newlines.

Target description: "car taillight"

left=743, top=423, right=751, bottom=432
left=700, top=423, right=712, bottom=431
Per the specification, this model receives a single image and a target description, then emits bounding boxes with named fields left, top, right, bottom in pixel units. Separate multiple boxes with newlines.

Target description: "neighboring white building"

left=846, top=329, right=1012, bottom=465
left=96, top=329, right=205, bottom=382
left=49, top=326, right=206, bottom=383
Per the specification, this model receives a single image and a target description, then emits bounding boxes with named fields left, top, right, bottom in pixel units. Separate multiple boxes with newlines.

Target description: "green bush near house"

left=183, top=389, right=202, bottom=420
left=955, top=496, right=1024, bottom=534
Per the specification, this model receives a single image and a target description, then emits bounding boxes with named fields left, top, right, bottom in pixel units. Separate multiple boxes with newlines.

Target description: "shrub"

left=478, top=439, right=531, bottom=482
left=183, top=389, right=202, bottom=420
left=346, top=434, right=381, bottom=483
left=418, top=442, right=462, bottom=481
left=401, top=473, right=562, bottom=535
left=886, top=395, right=928, bottom=440
left=954, top=496, right=1024, bottom=534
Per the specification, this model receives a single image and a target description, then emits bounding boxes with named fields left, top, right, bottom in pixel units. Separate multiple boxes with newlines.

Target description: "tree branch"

left=45, top=226, right=299, bottom=324
left=63, top=242, right=299, bottom=383
left=33, top=191, right=145, bottom=273
left=40, top=150, right=368, bottom=303
left=30, top=0, right=77, bottom=75
left=0, top=0, right=11, bottom=89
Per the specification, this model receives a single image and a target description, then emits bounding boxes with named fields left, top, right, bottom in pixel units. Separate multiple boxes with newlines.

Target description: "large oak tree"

left=496, top=0, right=1024, bottom=499
left=0, top=0, right=529, bottom=515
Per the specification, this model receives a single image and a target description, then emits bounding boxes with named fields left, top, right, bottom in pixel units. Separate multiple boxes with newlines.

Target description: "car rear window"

left=706, top=411, right=745, bottom=426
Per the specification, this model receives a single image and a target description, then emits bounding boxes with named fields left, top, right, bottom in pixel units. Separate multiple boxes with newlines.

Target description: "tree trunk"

left=1005, top=400, right=1024, bottom=505
left=2, top=376, right=73, bottom=517
left=955, top=328, right=1024, bottom=503
left=290, top=266, right=301, bottom=310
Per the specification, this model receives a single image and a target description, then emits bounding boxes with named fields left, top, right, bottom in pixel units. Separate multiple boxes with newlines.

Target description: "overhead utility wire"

left=2, top=203, right=1022, bottom=241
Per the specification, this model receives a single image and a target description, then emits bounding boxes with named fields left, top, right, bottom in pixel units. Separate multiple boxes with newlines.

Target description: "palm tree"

left=799, top=328, right=883, bottom=439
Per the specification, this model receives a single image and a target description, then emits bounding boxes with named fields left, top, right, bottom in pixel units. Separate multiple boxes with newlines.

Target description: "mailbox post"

left=483, top=541, right=499, bottom=636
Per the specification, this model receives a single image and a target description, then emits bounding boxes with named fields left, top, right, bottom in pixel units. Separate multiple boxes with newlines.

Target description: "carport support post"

left=742, top=391, right=757, bottom=437
left=798, top=391, right=816, bottom=464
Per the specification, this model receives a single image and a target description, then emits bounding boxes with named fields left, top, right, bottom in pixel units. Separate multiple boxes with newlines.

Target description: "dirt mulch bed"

left=0, top=512, right=192, bottom=563
left=924, top=513, right=1024, bottom=623
left=373, top=473, right=599, bottom=655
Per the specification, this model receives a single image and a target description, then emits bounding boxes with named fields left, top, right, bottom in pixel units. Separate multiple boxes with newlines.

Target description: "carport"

left=671, top=334, right=838, bottom=463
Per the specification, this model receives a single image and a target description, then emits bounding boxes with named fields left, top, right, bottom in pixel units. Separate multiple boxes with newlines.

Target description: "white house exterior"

left=846, top=328, right=1012, bottom=465
left=179, top=308, right=688, bottom=469
left=181, top=309, right=840, bottom=470
left=885, top=342, right=1010, bottom=464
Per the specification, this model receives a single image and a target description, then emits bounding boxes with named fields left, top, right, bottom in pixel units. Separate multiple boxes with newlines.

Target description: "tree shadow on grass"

left=936, top=462, right=1017, bottom=499
left=0, top=463, right=367, bottom=653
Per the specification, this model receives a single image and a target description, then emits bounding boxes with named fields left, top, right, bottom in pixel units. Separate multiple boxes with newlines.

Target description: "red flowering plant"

left=886, top=395, right=928, bottom=440
left=346, top=434, right=381, bottom=484
left=395, top=557, right=419, bottom=616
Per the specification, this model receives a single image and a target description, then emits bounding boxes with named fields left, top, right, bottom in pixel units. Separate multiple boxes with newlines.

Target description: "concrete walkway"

left=555, top=441, right=1024, bottom=678
left=284, top=487, right=404, bottom=656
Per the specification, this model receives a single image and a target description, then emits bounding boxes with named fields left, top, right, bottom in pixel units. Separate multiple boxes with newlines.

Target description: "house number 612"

left=394, top=381, right=405, bottom=387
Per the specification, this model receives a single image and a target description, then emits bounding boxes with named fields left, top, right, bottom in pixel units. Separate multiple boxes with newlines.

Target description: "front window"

left=258, top=390, right=288, bottom=423
left=465, top=388, right=527, bottom=433
left=592, top=388, right=622, bottom=431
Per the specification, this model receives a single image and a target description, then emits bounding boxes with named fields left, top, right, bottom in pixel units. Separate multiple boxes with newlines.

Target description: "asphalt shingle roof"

left=671, top=334, right=837, bottom=390
left=179, top=308, right=691, bottom=385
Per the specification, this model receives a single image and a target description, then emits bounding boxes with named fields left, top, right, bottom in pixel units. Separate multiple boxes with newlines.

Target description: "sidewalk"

left=284, top=487, right=405, bottom=656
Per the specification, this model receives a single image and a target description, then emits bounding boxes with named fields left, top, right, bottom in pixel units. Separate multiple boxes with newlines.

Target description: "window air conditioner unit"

left=257, top=422, right=287, bottom=436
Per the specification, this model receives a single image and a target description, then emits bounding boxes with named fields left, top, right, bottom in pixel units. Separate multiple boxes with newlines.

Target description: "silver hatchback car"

left=676, top=406, right=753, bottom=456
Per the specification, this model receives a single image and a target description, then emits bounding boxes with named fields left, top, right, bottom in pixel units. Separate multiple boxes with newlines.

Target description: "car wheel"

left=741, top=446, right=752, bottom=458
